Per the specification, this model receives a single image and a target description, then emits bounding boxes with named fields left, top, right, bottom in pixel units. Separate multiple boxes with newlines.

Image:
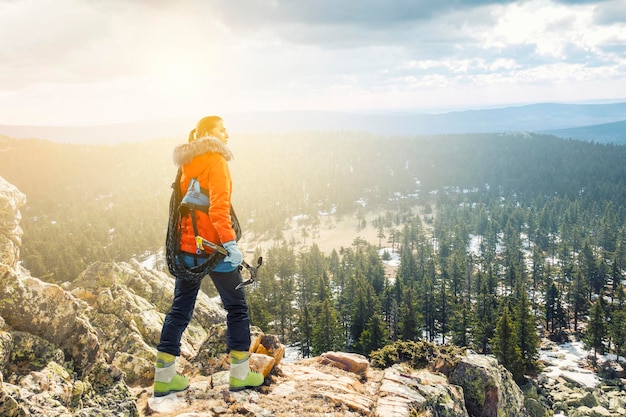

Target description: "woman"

left=153, top=116, right=263, bottom=397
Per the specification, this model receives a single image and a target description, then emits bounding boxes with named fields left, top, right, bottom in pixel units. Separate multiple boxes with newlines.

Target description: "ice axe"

left=195, top=236, right=263, bottom=289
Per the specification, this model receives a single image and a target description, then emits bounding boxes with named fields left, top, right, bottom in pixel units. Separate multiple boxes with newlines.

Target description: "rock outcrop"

left=0, top=177, right=138, bottom=415
left=144, top=349, right=526, bottom=417
left=0, top=177, right=24, bottom=269
left=0, top=176, right=237, bottom=416
left=449, top=354, right=527, bottom=417
left=67, top=260, right=226, bottom=385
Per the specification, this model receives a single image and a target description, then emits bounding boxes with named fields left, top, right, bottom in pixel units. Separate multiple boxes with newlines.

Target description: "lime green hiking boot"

left=229, top=369, right=264, bottom=392
left=153, top=351, right=189, bottom=397
left=229, top=350, right=264, bottom=392
left=154, top=374, right=190, bottom=397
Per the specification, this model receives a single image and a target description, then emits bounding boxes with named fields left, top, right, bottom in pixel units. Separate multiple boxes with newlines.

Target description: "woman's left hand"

left=223, top=240, right=243, bottom=268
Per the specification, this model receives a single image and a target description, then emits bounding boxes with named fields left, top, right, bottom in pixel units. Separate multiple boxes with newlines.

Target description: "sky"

left=0, top=0, right=625, bottom=126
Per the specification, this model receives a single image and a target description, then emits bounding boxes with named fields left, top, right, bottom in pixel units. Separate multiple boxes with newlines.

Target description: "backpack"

left=180, top=178, right=210, bottom=211
left=165, top=170, right=226, bottom=282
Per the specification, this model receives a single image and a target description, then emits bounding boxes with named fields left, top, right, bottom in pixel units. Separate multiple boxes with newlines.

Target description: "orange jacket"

left=172, top=136, right=237, bottom=255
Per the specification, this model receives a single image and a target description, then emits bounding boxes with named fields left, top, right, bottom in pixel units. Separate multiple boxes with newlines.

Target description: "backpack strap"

left=179, top=177, right=211, bottom=256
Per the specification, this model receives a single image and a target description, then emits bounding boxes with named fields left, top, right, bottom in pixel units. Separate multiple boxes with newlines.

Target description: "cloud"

left=593, top=0, right=626, bottom=24
left=0, top=0, right=228, bottom=89
left=210, top=0, right=516, bottom=28
left=0, top=0, right=624, bottom=125
left=207, top=0, right=516, bottom=49
left=0, top=0, right=110, bottom=87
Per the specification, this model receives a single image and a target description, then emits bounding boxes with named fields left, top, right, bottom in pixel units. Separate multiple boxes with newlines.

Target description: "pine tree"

left=491, top=305, right=523, bottom=381
left=610, top=253, right=622, bottom=303
left=274, top=245, right=297, bottom=342
left=583, top=300, right=607, bottom=360
left=554, top=296, right=567, bottom=335
left=382, top=288, right=399, bottom=341
left=299, top=243, right=326, bottom=305
left=545, top=282, right=558, bottom=333
left=472, top=275, right=497, bottom=354
left=571, top=270, right=589, bottom=332
left=449, top=252, right=467, bottom=303
left=397, top=224, right=417, bottom=284
left=398, top=287, right=420, bottom=341
left=312, top=299, right=344, bottom=356
left=298, top=301, right=314, bottom=358
left=438, top=260, right=450, bottom=344
left=421, top=259, right=437, bottom=342
left=357, top=312, right=389, bottom=355
left=349, top=277, right=377, bottom=350
left=377, top=225, right=385, bottom=248
left=581, top=240, right=604, bottom=296
left=514, top=281, right=540, bottom=376
left=609, top=304, right=626, bottom=360
left=450, top=301, right=471, bottom=347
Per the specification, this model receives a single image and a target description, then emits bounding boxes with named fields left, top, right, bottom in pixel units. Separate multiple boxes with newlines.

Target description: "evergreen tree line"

left=2, top=132, right=625, bottom=285
left=244, top=191, right=625, bottom=382
left=0, top=137, right=175, bottom=280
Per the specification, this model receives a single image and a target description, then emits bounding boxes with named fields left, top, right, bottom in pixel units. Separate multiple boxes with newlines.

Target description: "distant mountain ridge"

left=1, top=101, right=625, bottom=144
left=541, top=119, right=626, bottom=145
left=229, top=102, right=626, bottom=137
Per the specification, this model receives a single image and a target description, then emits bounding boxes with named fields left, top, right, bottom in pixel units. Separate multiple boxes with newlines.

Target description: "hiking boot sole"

left=229, top=385, right=262, bottom=392
left=153, top=386, right=189, bottom=397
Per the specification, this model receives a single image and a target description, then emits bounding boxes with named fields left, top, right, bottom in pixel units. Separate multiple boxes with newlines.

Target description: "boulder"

left=250, top=353, right=276, bottom=378
left=0, top=372, right=27, bottom=417
left=250, top=333, right=285, bottom=377
left=267, top=359, right=376, bottom=415
left=0, top=264, right=101, bottom=374
left=255, top=333, right=286, bottom=369
left=569, top=405, right=612, bottom=417
left=375, top=365, right=468, bottom=417
left=449, top=353, right=529, bottom=417
left=320, top=351, right=370, bottom=377
left=0, top=177, right=26, bottom=269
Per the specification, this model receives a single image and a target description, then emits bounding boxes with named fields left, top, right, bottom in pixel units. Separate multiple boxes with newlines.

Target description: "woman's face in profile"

left=210, top=121, right=229, bottom=145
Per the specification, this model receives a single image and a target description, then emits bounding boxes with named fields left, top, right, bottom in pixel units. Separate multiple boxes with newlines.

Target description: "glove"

left=222, top=240, right=243, bottom=268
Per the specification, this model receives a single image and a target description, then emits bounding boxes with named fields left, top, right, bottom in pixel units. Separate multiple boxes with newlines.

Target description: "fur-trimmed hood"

left=172, top=135, right=234, bottom=167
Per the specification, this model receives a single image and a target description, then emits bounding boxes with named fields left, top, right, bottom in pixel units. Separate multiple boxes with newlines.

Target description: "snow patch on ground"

left=378, top=247, right=400, bottom=267
left=539, top=341, right=601, bottom=388
left=133, top=249, right=164, bottom=270
left=139, top=253, right=157, bottom=269
left=283, top=344, right=302, bottom=363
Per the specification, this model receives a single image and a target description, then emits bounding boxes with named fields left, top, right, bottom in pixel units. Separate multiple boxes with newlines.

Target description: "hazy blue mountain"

left=227, top=102, right=626, bottom=136
left=1, top=102, right=625, bottom=144
left=541, top=120, right=626, bottom=145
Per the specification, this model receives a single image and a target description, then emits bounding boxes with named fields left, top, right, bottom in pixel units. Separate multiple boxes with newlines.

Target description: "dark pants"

left=157, top=265, right=251, bottom=357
